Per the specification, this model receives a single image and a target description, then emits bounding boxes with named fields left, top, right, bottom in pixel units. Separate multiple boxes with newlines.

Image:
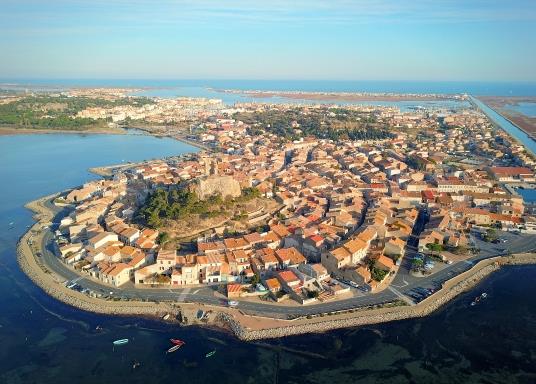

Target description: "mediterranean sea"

left=0, top=133, right=535, bottom=383
left=3, top=79, right=536, bottom=96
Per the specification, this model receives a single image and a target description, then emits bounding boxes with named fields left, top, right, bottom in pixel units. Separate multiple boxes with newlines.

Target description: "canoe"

left=113, top=339, right=129, bottom=346
left=205, top=350, right=216, bottom=358
left=167, top=344, right=183, bottom=353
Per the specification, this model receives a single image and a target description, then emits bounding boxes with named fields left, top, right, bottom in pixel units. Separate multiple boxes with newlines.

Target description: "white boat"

left=481, top=292, right=488, bottom=298
left=113, top=339, right=129, bottom=346
left=162, top=314, right=170, bottom=320
left=167, top=344, right=182, bottom=353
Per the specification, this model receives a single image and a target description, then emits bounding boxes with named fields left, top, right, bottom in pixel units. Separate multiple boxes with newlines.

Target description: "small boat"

left=481, top=292, right=488, bottom=298
left=470, top=301, right=476, bottom=306
left=167, top=344, right=183, bottom=353
left=162, top=314, right=170, bottom=320
left=132, top=361, right=141, bottom=369
left=170, top=339, right=185, bottom=346
left=205, top=350, right=216, bottom=358
left=113, top=339, right=129, bottom=346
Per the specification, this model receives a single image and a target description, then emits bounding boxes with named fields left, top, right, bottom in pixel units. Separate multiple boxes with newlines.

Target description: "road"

left=35, top=199, right=536, bottom=319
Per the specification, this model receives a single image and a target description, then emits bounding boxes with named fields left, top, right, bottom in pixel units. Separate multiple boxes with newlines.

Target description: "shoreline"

left=0, top=126, right=129, bottom=136
left=16, top=193, right=536, bottom=341
left=0, top=125, right=212, bottom=154
left=214, top=88, right=460, bottom=102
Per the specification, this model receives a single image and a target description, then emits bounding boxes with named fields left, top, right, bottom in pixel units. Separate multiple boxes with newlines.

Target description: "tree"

left=157, top=232, right=170, bottom=245
left=250, top=273, right=260, bottom=287
left=412, top=258, right=424, bottom=271
left=371, top=267, right=388, bottom=282
left=426, top=243, right=443, bottom=256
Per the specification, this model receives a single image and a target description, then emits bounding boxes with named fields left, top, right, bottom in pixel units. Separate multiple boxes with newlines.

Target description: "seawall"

left=220, top=253, right=536, bottom=341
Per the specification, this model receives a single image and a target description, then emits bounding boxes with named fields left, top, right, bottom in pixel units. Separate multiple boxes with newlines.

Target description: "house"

left=226, top=283, right=244, bottom=298
left=322, top=246, right=351, bottom=273
left=376, top=254, right=395, bottom=271
left=265, top=277, right=282, bottom=293
left=59, top=243, right=83, bottom=258
left=156, top=249, right=176, bottom=272
left=256, top=248, right=279, bottom=274
left=134, top=264, right=159, bottom=284
left=119, top=227, right=140, bottom=245
left=171, top=263, right=199, bottom=285
left=383, top=237, right=406, bottom=259
left=488, top=167, right=534, bottom=182
left=87, top=232, right=118, bottom=250
left=277, top=270, right=302, bottom=293
left=298, top=263, right=328, bottom=280
left=342, top=238, right=369, bottom=264
left=275, top=247, right=307, bottom=268
left=342, top=265, right=371, bottom=285
left=101, top=263, right=132, bottom=286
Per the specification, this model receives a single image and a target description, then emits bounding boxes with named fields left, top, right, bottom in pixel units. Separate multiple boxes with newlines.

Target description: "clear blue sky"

left=1, top=0, right=535, bottom=81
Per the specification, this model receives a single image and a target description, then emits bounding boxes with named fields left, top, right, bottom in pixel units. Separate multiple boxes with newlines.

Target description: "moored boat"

left=170, top=339, right=185, bottom=346
left=481, top=292, right=488, bottom=298
left=167, top=344, right=183, bottom=353
left=113, top=338, right=129, bottom=346
left=205, top=350, right=216, bottom=358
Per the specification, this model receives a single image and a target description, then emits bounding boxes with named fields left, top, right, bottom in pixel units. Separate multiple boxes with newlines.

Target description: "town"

left=51, top=95, right=536, bottom=309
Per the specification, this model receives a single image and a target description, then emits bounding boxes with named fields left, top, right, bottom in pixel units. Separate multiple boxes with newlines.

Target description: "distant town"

left=20, top=87, right=535, bottom=312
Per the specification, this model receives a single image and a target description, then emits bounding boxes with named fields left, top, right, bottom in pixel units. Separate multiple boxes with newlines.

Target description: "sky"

left=1, top=0, right=536, bottom=81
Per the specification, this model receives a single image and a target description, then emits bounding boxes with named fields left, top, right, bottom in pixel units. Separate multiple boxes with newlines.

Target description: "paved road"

left=35, top=199, right=536, bottom=318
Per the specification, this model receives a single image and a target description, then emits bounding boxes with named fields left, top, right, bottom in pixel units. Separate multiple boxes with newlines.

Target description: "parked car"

left=227, top=300, right=239, bottom=307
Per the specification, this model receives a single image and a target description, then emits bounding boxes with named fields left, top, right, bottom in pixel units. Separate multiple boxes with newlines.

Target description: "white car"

left=227, top=300, right=239, bottom=307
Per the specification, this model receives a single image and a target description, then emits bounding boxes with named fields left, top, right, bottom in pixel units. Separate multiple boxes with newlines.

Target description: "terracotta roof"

left=277, top=270, right=300, bottom=283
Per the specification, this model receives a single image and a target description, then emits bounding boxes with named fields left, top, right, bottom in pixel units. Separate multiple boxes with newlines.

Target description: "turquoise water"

left=509, top=102, right=536, bottom=117
left=0, top=133, right=535, bottom=383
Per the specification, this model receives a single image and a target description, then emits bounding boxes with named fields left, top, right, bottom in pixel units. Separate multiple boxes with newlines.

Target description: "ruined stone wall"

left=191, top=175, right=241, bottom=200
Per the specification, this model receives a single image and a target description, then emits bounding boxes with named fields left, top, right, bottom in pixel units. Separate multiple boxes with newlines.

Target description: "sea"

left=0, top=81, right=536, bottom=383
